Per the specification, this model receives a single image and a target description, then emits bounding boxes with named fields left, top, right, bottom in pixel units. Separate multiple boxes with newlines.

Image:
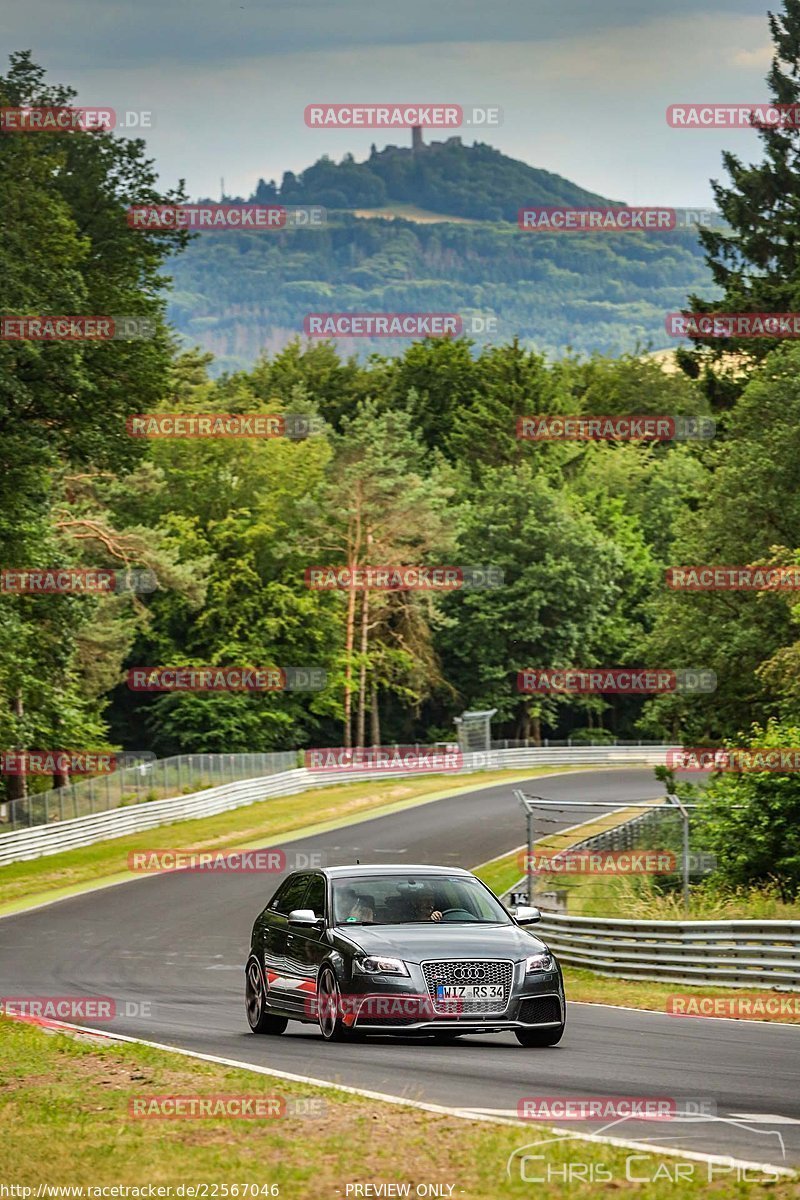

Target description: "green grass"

left=0, top=1017, right=794, bottom=1196
left=563, top=966, right=800, bottom=1024
left=573, top=875, right=800, bottom=921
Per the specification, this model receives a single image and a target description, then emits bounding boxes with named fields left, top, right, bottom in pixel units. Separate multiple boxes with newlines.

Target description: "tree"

left=643, top=343, right=800, bottom=740
left=0, top=52, right=191, bottom=794
left=679, top=1, right=800, bottom=402
left=693, top=720, right=800, bottom=900
left=438, top=465, right=631, bottom=742
left=306, top=401, right=455, bottom=747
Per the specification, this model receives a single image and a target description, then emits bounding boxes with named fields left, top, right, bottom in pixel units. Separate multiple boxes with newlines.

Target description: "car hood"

left=334, top=922, right=550, bottom=962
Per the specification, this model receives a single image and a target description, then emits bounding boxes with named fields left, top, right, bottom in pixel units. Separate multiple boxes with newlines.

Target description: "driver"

left=411, top=887, right=443, bottom=922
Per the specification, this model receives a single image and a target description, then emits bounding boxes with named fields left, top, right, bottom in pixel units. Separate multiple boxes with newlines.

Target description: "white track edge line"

left=9, top=1015, right=795, bottom=1178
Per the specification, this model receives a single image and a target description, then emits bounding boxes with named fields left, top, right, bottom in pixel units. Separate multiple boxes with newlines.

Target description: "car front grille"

left=518, top=995, right=562, bottom=1025
left=421, top=959, right=513, bottom=1016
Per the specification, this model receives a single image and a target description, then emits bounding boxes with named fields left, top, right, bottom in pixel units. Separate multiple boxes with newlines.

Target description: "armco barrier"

left=537, top=912, right=800, bottom=991
left=0, top=745, right=674, bottom=866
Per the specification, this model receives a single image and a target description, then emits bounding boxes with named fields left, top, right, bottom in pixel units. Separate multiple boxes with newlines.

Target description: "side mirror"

left=288, top=908, right=323, bottom=927
left=512, top=905, right=541, bottom=925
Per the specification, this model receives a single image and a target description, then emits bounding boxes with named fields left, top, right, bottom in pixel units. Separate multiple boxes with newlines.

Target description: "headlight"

left=353, top=955, right=408, bottom=976
left=525, top=953, right=554, bottom=973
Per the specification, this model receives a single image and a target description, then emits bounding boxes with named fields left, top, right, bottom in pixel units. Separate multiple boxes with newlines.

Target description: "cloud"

left=730, top=45, right=774, bottom=67
left=3, top=0, right=767, bottom=70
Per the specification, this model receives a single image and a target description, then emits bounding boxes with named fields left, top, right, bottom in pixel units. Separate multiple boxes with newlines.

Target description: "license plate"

left=436, top=984, right=505, bottom=1001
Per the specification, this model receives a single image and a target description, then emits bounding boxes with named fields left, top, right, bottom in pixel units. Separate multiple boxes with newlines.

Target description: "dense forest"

left=169, top=212, right=715, bottom=373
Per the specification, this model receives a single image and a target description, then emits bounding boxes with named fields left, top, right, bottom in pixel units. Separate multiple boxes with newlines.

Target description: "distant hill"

left=170, top=139, right=715, bottom=373
left=250, top=135, right=622, bottom=222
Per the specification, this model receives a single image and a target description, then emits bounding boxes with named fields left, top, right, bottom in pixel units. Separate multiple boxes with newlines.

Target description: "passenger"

left=346, top=893, right=375, bottom=923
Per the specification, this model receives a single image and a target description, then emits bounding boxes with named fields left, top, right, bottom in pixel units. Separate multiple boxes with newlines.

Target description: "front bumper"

left=340, top=959, right=564, bottom=1032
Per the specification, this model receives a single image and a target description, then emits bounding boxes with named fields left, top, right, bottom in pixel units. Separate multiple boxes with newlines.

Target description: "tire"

left=317, top=965, right=361, bottom=1042
left=515, top=1023, right=565, bottom=1047
left=245, top=957, right=288, bottom=1035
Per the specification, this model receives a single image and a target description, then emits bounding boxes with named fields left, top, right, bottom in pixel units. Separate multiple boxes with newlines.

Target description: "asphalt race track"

left=1, top=768, right=799, bottom=1172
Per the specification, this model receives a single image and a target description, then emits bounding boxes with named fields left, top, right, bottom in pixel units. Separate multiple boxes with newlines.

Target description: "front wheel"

left=245, top=957, right=288, bottom=1035
left=515, top=1023, right=564, bottom=1047
left=317, top=965, right=361, bottom=1042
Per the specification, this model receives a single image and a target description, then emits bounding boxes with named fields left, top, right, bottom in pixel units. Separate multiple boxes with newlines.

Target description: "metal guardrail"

left=0, top=744, right=674, bottom=866
left=537, top=912, right=800, bottom=991
left=503, top=806, right=800, bottom=991
left=0, top=751, right=300, bottom=831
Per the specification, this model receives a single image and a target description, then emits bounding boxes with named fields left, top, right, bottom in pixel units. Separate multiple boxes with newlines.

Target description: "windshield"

left=332, top=875, right=511, bottom=925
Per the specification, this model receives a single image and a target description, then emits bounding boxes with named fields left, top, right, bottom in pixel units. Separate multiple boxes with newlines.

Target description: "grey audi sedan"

left=245, top=864, right=565, bottom=1046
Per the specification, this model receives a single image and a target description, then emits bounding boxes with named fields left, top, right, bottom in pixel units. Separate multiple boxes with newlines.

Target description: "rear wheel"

left=515, top=1023, right=564, bottom=1047
left=246, top=957, right=288, bottom=1035
left=317, top=965, right=361, bottom=1042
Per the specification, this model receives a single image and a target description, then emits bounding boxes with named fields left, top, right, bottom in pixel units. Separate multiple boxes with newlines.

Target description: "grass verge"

left=562, top=966, right=800, bottom=1024
left=472, top=805, right=645, bottom=899
left=0, top=766, right=592, bottom=916
left=0, top=1017, right=793, bottom=1196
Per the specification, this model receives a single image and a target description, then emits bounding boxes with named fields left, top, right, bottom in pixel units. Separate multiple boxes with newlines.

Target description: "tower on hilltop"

left=411, top=125, right=423, bottom=153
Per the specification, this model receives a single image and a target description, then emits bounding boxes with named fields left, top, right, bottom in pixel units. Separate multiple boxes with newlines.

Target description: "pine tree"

left=679, top=1, right=800, bottom=406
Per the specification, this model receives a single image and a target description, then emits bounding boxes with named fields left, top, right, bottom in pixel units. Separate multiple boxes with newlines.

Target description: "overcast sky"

left=3, top=0, right=778, bottom=205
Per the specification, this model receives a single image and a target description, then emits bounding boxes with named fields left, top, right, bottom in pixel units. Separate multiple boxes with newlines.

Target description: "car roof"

left=317, top=864, right=472, bottom=879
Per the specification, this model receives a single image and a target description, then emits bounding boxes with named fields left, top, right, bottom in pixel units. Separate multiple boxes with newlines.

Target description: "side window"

left=270, top=874, right=310, bottom=915
left=304, top=874, right=326, bottom=919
